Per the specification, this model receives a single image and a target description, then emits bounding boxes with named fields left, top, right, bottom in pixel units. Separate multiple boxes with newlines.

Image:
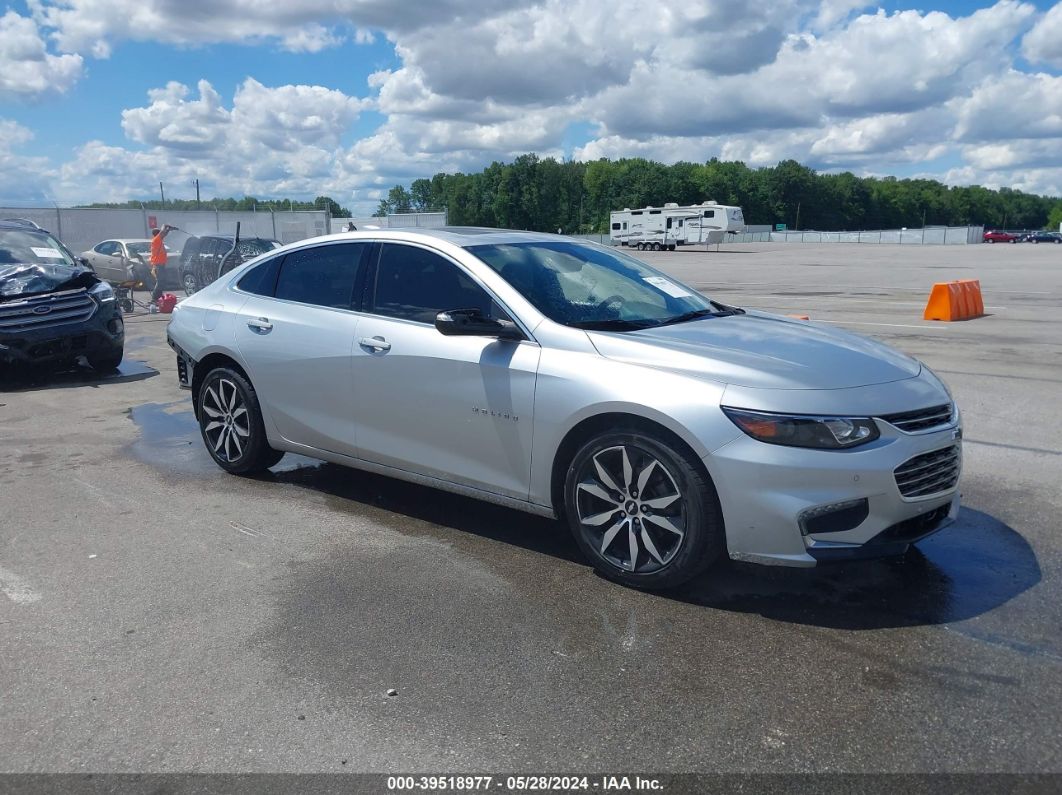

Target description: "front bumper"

left=0, top=309, right=124, bottom=366
left=707, top=420, right=963, bottom=567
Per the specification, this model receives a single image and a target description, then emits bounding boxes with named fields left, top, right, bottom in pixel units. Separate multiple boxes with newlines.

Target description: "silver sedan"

left=166, top=228, right=962, bottom=588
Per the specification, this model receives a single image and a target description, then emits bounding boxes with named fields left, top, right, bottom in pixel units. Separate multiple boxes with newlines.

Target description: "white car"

left=81, top=239, right=180, bottom=289
left=167, top=228, right=962, bottom=588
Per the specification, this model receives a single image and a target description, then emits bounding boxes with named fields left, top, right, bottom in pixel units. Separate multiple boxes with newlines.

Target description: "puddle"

left=126, top=401, right=322, bottom=477
left=674, top=506, right=1043, bottom=631
left=0, top=358, right=158, bottom=392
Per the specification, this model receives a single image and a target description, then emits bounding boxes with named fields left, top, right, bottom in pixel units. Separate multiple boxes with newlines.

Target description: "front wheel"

left=563, top=429, right=725, bottom=589
left=183, top=272, right=199, bottom=296
left=198, top=367, right=284, bottom=475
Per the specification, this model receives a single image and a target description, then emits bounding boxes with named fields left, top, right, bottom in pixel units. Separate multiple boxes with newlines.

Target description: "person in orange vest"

left=149, top=224, right=176, bottom=302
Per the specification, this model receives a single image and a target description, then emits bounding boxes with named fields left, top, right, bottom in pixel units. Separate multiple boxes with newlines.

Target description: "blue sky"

left=2, top=0, right=1061, bottom=212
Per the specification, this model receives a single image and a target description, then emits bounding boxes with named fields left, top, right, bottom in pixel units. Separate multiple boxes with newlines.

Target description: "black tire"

left=563, top=428, right=725, bottom=589
left=87, top=347, right=123, bottom=372
left=197, top=366, right=284, bottom=475
left=182, top=272, right=198, bottom=297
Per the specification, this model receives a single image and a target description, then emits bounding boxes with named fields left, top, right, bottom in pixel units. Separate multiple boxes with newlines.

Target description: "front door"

left=351, top=242, right=540, bottom=500
left=234, top=241, right=371, bottom=457
left=89, top=241, right=124, bottom=282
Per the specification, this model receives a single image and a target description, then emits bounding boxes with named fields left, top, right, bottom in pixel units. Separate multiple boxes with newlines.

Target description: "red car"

left=983, top=230, right=1018, bottom=243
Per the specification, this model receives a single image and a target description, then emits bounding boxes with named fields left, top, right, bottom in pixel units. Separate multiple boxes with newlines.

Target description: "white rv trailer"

left=609, top=202, right=745, bottom=250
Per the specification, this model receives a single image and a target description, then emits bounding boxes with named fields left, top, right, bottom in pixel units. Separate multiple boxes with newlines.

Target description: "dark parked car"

left=179, top=235, right=281, bottom=295
left=1021, top=231, right=1062, bottom=243
left=983, top=230, right=1019, bottom=243
left=0, top=220, right=124, bottom=372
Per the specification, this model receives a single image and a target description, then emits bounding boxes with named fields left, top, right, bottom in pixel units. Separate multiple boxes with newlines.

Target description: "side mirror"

left=435, top=308, right=523, bottom=340
left=78, top=257, right=95, bottom=271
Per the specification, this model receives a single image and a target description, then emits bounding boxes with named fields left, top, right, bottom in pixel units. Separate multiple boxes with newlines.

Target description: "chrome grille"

left=894, top=446, right=961, bottom=498
left=880, top=403, right=954, bottom=433
left=0, top=289, right=96, bottom=332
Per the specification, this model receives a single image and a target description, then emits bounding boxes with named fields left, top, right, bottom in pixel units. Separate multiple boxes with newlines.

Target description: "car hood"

left=586, top=310, right=921, bottom=390
left=0, top=262, right=99, bottom=302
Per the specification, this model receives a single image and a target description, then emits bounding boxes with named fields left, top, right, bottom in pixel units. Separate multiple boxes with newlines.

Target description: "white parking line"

left=713, top=280, right=1052, bottom=295
left=813, top=320, right=949, bottom=330
left=736, top=294, right=1007, bottom=310
left=0, top=566, right=41, bottom=605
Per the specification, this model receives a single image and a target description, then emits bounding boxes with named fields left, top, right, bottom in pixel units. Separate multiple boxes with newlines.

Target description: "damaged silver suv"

left=0, top=220, right=125, bottom=372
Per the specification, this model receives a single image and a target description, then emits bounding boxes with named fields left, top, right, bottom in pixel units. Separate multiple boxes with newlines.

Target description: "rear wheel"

left=563, top=429, right=725, bottom=589
left=198, top=366, right=284, bottom=475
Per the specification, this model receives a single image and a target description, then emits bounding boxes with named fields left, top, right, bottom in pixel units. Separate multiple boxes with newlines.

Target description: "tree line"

left=82, top=195, right=352, bottom=217
left=375, top=155, right=1062, bottom=233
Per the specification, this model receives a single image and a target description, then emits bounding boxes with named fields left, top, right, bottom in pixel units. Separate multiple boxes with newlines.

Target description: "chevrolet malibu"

left=167, top=228, right=962, bottom=588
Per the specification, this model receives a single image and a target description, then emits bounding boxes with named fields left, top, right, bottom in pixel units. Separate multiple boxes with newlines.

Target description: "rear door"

left=234, top=241, right=372, bottom=456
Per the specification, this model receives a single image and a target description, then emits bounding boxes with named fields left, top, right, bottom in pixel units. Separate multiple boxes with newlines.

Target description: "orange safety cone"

left=924, top=279, right=984, bottom=321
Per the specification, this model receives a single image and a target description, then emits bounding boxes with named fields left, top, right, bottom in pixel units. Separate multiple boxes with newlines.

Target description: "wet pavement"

left=0, top=245, right=1060, bottom=773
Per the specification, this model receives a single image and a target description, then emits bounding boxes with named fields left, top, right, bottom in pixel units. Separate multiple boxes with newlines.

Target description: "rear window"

left=237, top=255, right=283, bottom=296
left=273, top=242, right=369, bottom=309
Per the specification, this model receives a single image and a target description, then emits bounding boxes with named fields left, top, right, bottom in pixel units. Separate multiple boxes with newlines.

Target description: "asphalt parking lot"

left=1, top=242, right=1060, bottom=774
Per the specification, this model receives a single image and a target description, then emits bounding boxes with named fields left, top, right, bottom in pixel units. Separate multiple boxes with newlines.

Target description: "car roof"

left=0, top=219, right=51, bottom=233
left=328, top=226, right=573, bottom=247
left=186, top=234, right=278, bottom=243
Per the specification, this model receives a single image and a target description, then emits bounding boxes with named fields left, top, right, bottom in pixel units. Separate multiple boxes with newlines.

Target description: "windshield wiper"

left=654, top=305, right=740, bottom=327
left=568, top=318, right=659, bottom=331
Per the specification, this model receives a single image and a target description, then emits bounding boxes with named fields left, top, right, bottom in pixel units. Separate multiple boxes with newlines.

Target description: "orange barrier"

left=923, top=279, right=984, bottom=321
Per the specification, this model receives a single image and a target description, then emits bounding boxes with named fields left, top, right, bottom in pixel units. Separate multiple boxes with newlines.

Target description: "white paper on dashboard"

left=643, top=276, right=691, bottom=298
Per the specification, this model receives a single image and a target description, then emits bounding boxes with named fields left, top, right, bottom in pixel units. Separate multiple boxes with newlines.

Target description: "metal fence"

left=576, top=226, right=985, bottom=246
left=330, top=211, right=447, bottom=234
left=0, top=206, right=331, bottom=256
left=730, top=226, right=984, bottom=245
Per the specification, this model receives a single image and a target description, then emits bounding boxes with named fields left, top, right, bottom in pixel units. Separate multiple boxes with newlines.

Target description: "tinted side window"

left=96, top=241, right=118, bottom=255
left=181, top=238, right=201, bottom=264
left=372, top=244, right=494, bottom=324
left=237, top=255, right=283, bottom=297
left=274, top=242, right=367, bottom=309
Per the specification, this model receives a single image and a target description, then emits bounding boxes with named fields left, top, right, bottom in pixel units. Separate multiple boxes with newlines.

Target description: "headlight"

left=722, top=407, right=880, bottom=449
left=90, top=282, right=115, bottom=303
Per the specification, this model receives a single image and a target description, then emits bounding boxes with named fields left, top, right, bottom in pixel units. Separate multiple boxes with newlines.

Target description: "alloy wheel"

left=202, top=378, right=250, bottom=463
left=575, top=444, right=686, bottom=573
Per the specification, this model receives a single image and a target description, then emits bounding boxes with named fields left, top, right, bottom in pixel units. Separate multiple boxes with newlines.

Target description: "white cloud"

left=1022, top=1, right=1062, bottom=68
left=0, top=120, right=57, bottom=203
left=5, top=0, right=1061, bottom=209
left=0, top=10, right=83, bottom=100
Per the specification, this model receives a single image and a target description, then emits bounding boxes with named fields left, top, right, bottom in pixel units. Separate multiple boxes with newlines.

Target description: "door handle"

left=359, top=336, right=391, bottom=352
left=247, top=317, right=273, bottom=333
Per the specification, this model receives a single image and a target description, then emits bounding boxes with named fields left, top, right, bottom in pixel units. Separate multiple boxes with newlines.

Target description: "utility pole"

left=159, top=182, right=166, bottom=207
left=194, top=178, right=200, bottom=210
left=794, top=202, right=801, bottom=232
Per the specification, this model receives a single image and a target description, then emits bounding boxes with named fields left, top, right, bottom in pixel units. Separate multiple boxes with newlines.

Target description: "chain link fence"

left=0, top=206, right=331, bottom=256
left=573, top=225, right=985, bottom=247
left=329, top=211, right=447, bottom=233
